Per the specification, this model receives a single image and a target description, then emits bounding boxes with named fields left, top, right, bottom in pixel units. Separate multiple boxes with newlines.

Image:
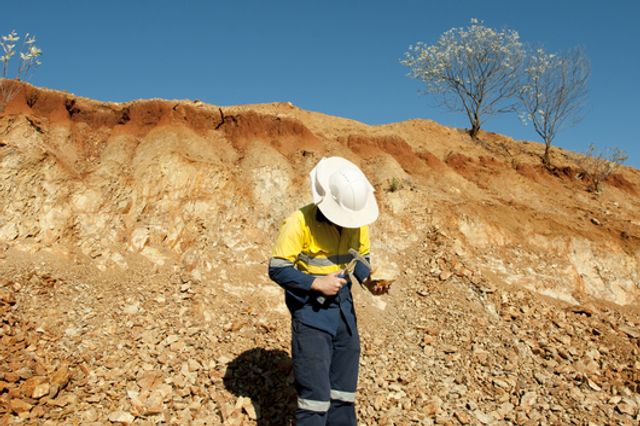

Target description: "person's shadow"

left=224, top=348, right=297, bottom=425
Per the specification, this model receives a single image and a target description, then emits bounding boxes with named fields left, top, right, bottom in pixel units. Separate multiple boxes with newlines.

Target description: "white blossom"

left=402, top=19, right=524, bottom=137
left=518, top=46, right=590, bottom=168
left=1, top=30, right=44, bottom=105
left=2, top=31, right=19, bottom=43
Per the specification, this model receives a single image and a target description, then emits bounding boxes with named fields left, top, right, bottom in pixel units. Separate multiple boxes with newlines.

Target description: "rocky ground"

left=1, top=228, right=638, bottom=425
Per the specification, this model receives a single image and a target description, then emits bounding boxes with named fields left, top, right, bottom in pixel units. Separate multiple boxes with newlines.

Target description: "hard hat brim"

left=310, top=157, right=379, bottom=228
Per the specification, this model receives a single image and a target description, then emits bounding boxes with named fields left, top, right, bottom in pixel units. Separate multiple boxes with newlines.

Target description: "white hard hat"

left=309, top=157, right=379, bottom=228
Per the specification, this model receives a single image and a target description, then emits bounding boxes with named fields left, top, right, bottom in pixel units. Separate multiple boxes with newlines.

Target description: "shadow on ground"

left=224, top=347, right=296, bottom=425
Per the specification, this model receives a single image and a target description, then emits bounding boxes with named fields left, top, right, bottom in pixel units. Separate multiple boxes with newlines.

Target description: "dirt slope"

left=0, top=82, right=639, bottom=424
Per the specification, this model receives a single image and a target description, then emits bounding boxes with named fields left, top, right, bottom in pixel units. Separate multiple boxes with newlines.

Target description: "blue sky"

left=2, top=0, right=639, bottom=167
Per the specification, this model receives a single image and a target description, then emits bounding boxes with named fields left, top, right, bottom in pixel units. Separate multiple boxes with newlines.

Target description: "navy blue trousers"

left=292, top=315, right=360, bottom=425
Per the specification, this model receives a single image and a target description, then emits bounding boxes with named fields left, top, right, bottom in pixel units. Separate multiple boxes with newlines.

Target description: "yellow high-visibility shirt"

left=271, top=203, right=370, bottom=276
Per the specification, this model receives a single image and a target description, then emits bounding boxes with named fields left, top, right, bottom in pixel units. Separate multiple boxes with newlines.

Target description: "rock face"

left=0, top=82, right=639, bottom=424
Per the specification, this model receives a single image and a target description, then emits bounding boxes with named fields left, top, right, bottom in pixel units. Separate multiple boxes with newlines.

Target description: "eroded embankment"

left=0, top=81, right=639, bottom=308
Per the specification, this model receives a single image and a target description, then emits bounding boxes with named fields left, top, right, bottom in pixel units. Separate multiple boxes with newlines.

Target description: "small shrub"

left=577, top=144, right=628, bottom=193
left=386, top=177, right=404, bottom=192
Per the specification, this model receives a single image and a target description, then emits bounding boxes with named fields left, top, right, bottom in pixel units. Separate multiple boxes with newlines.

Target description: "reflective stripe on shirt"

left=269, top=258, right=294, bottom=268
left=297, top=252, right=354, bottom=268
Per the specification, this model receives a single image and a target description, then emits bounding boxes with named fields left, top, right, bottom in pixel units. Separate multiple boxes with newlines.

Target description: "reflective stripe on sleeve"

left=269, top=258, right=295, bottom=268
left=330, top=389, right=356, bottom=402
left=297, top=398, right=330, bottom=412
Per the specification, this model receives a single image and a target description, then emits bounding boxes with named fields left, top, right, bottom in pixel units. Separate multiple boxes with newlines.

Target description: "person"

left=268, top=156, right=380, bottom=425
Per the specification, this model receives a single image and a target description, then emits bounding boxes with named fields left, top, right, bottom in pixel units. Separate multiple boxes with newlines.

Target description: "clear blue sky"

left=2, top=0, right=639, bottom=168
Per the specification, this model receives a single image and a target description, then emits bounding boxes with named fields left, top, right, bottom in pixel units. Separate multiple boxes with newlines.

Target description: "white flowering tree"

left=402, top=19, right=524, bottom=139
left=0, top=30, right=43, bottom=107
left=518, top=47, right=590, bottom=169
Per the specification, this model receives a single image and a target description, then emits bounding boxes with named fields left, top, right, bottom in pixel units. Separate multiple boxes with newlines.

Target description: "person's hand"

left=311, top=272, right=347, bottom=297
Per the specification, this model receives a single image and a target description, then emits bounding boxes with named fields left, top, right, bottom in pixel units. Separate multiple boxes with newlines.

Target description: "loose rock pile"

left=1, top=230, right=638, bottom=425
left=1, top=276, right=74, bottom=423
left=352, top=227, right=640, bottom=425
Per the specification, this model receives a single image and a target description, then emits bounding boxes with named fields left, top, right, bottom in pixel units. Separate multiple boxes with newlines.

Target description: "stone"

left=188, top=359, right=202, bottom=371
left=51, top=365, right=70, bottom=388
left=497, top=402, right=514, bottom=418
left=165, top=334, right=180, bottom=345
left=454, top=411, right=471, bottom=424
left=533, top=372, right=547, bottom=385
left=439, top=271, right=452, bottom=281
left=609, top=396, right=623, bottom=405
left=492, top=378, right=509, bottom=389
left=50, top=393, right=76, bottom=407
left=18, top=375, right=46, bottom=398
left=32, top=382, right=50, bottom=399
left=155, top=383, right=173, bottom=401
left=9, top=398, right=32, bottom=414
left=217, top=355, right=232, bottom=365
left=123, top=303, right=140, bottom=314
left=587, top=379, right=601, bottom=391
left=520, top=391, right=537, bottom=412
left=423, top=397, right=442, bottom=416
left=441, top=345, right=457, bottom=354
left=616, top=398, right=638, bottom=416
left=570, top=306, right=593, bottom=317
left=82, top=407, right=99, bottom=422
left=434, top=414, right=451, bottom=424
left=137, top=371, right=162, bottom=391
left=240, top=397, right=258, bottom=420
left=128, top=391, right=145, bottom=415
left=64, top=326, right=82, bottom=337
left=130, top=228, right=149, bottom=251
left=31, top=404, right=46, bottom=418
left=423, top=335, right=434, bottom=345
left=619, top=325, right=640, bottom=339
left=0, top=287, right=16, bottom=305
left=473, top=409, right=493, bottom=425
left=141, top=247, right=166, bottom=266
left=0, top=223, right=19, bottom=241
left=108, top=410, right=135, bottom=423
left=145, top=391, right=165, bottom=415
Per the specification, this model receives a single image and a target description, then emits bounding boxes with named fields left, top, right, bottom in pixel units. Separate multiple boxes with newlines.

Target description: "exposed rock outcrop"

left=1, top=82, right=639, bottom=424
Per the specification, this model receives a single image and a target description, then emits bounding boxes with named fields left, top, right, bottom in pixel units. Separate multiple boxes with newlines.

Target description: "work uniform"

left=269, top=203, right=371, bottom=425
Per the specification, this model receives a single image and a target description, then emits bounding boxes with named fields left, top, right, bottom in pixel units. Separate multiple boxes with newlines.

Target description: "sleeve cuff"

left=353, top=256, right=371, bottom=283
left=268, top=260, right=316, bottom=292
